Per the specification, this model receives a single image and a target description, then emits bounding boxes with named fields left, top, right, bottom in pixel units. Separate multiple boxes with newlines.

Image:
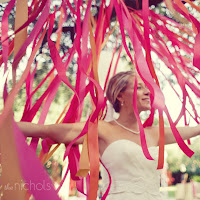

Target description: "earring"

left=121, top=101, right=124, bottom=106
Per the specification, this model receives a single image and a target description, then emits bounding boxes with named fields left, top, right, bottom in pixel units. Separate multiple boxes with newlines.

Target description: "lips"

left=142, top=98, right=150, bottom=101
left=142, top=99, right=151, bottom=104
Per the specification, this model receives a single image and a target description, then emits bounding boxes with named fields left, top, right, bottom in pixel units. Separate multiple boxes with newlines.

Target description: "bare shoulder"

left=98, top=120, right=113, bottom=139
left=144, top=126, right=159, bottom=134
left=144, top=126, right=160, bottom=146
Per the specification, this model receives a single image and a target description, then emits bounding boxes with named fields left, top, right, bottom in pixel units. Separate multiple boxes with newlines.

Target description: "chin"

left=141, top=106, right=151, bottom=112
left=137, top=102, right=151, bottom=112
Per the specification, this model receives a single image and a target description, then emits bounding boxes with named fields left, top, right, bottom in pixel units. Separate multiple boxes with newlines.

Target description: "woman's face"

left=120, top=76, right=151, bottom=113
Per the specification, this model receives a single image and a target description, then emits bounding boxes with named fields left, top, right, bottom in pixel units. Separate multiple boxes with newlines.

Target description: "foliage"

left=191, top=175, right=200, bottom=182
left=167, top=137, right=200, bottom=174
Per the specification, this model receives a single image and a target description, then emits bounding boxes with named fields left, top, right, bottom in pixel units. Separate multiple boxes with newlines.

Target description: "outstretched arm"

left=165, top=125, right=200, bottom=145
left=17, top=122, right=86, bottom=145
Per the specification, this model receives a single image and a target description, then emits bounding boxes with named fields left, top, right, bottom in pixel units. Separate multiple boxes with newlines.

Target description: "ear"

left=116, top=93, right=123, bottom=103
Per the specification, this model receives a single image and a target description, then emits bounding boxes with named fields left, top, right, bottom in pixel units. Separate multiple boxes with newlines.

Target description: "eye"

left=137, top=86, right=142, bottom=90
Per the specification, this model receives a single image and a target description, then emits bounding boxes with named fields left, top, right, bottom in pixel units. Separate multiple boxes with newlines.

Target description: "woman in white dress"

left=18, top=71, right=200, bottom=199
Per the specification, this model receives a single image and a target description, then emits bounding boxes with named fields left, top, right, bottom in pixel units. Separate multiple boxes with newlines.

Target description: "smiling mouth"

left=142, top=98, right=150, bottom=102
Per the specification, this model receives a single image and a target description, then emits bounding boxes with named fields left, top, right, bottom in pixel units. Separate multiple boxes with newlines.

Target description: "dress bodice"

left=100, top=139, right=161, bottom=200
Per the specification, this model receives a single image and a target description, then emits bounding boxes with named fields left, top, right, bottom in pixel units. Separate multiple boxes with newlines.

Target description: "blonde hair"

left=106, top=71, right=134, bottom=113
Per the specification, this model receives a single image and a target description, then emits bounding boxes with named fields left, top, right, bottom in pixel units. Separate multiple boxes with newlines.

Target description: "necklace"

left=113, top=119, right=140, bottom=134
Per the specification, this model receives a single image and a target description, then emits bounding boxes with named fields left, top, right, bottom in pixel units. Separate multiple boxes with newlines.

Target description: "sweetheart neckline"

left=101, top=139, right=157, bottom=159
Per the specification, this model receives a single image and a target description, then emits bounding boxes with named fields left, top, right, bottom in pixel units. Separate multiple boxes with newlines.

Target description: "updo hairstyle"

left=106, top=71, right=134, bottom=113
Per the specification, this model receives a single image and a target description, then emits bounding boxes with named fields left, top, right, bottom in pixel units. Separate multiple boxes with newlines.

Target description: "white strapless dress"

left=100, top=139, right=162, bottom=200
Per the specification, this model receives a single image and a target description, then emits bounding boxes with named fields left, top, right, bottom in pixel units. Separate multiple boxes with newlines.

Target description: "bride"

left=18, top=71, right=200, bottom=199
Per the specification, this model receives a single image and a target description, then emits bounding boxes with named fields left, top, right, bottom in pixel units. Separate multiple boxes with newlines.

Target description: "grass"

left=160, top=185, right=176, bottom=198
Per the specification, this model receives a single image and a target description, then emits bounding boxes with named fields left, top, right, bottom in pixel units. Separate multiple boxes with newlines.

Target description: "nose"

left=144, top=87, right=150, bottom=95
